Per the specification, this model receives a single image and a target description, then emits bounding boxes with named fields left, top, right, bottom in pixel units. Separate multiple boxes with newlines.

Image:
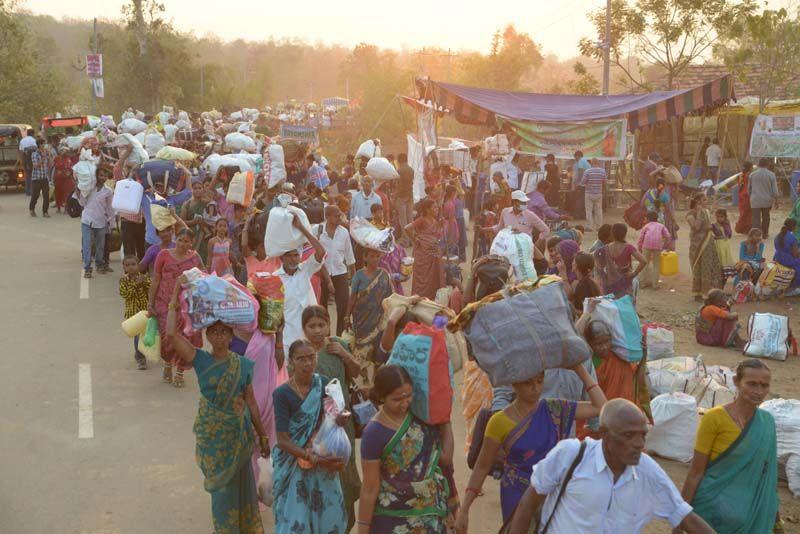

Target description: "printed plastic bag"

left=179, top=268, right=258, bottom=335
left=490, top=228, right=537, bottom=282
left=745, top=313, right=789, bottom=360
left=307, top=163, right=330, bottom=189
left=256, top=457, right=274, bottom=507
left=311, top=379, right=351, bottom=462
left=350, top=217, right=395, bottom=253
left=143, top=316, right=159, bottom=347
left=387, top=322, right=453, bottom=424
left=248, top=273, right=284, bottom=334
left=264, top=205, right=311, bottom=257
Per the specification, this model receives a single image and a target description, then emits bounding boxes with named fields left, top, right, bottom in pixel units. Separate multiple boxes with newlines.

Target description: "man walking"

left=749, top=158, right=780, bottom=237
left=509, top=399, right=713, bottom=534
left=19, top=128, right=36, bottom=196
left=583, top=159, right=606, bottom=232
left=315, top=205, right=355, bottom=336
left=706, top=138, right=722, bottom=183
left=396, top=153, right=414, bottom=246
left=29, top=139, right=52, bottom=217
left=78, top=165, right=115, bottom=278
left=570, top=150, right=590, bottom=217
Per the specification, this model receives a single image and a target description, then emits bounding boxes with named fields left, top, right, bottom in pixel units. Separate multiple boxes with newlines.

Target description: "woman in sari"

left=346, top=248, right=394, bottom=382
left=687, top=193, right=724, bottom=301
left=695, top=289, right=745, bottom=349
left=303, top=305, right=363, bottom=531
left=148, top=228, right=204, bottom=387
left=442, top=185, right=461, bottom=258
left=53, top=148, right=77, bottom=213
left=681, top=359, right=778, bottom=533
left=735, top=161, right=754, bottom=235
left=181, top=178, right=210, bottom=263
left=546, top=237, right=580, bottom=283
left=272, top=339, right=348, bottom=534
left=593, top=223, right=648, bottom=300
left=371, top=204, right=409, bottom=294
left=454, top=364, right=606, bottom=530
left=405, top=198, right=445, bottom=300
left=774, top=218, right=800, bottom=288
left=166, top=284, right=270, bottom=534
left=358, top=365, right=453, bottom=533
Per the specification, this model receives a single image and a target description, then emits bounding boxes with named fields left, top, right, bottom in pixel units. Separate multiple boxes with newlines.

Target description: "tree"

left=0, top=0, right=67, bottom=123
left=456, top=25, right=542, bottom=90
left=715, top=8, right=800, bottom=113
left=579, top=0, right=755, bottom=91
left=567, top=63, right=600, bottom=95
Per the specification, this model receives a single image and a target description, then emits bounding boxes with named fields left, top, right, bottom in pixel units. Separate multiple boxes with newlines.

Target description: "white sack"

left=264, top=205, right=311, bottom=257
left=202, top=154, right=245, bottom=176
left=349, top=217, right=395, bottom=253
left=110, top=133, right=149, bottom=166
left=366, top=157, right=400, bottom=181
left=645, top=326, right=675, bottom=361
left=119, top=118, right=147, bottom=135
left=356, top=139, right=380, bottom=159
left=144, top=132, right=166, bottom=157
left=745, top=313, right=789, bottom=360
left=266, top=143, right=287, bottom=188
left=761, top=398, right=800, bottom=495
left=163, top=124, right=178, bottom=143
left=490, top=228, right=537, bottom=282
left=647, top=356, right=704, bottom=396
left=225, top=132, right=256, bottom=153
left=646, top=392, right=698, bottom=463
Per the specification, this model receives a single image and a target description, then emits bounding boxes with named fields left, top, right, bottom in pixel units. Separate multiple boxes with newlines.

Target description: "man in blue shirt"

left=349, top=176, right=382, bottom=220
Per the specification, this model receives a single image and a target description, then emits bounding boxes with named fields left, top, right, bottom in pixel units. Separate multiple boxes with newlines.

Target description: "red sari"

left=53, top=153, right=77, bottom=208
left=735, top=171, right=752, bottom=235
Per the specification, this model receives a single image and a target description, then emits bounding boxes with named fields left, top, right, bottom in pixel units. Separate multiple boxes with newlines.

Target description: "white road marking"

left=79, top=271, right=89, bottom=299
left=78, top=364, right=94, bottom=439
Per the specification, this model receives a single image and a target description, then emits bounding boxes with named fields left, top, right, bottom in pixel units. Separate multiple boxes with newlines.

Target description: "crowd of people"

left=19, top=111, right=795, bottom=533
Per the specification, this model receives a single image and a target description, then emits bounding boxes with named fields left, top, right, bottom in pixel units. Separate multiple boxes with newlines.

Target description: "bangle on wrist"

left=586, top=383, right=599, bottom=393
left=465, top=487, right=482, bottom=497
left=356, top=520, right=371, bottom=526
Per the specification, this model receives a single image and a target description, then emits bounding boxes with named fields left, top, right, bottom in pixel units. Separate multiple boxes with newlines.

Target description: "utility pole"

left=602, top=0, right=611, bottom=95
left=200, top=63, right=205, bottom=109
left=92, top=17, right=97, bottom=115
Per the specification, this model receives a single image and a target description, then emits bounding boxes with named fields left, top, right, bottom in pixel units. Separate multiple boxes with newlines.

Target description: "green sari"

left=183, top=198, right=209, bottom=263
left=192, top=350, right=263, bottom=534
left=315, top=337, right=361, bottom=532
left=351, top=268, right=394, bottom=382
left=693, top=408, right=778, bottom=533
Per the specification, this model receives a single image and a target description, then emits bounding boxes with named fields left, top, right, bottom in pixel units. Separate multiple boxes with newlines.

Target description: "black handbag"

left=66, top=195, right=83, bottom=218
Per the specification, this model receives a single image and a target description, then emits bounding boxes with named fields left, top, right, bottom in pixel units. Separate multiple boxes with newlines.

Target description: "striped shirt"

left=31, top=150, right=50, bottom=182
left=119, top=274, right=151, bottom=319
left=583, top=167, right=606, bottom=196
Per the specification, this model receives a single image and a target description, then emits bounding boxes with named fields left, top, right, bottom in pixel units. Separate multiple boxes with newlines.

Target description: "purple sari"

left=499, top=399, right=577, bottom=521
left=378, top=244, right=408, bottom=294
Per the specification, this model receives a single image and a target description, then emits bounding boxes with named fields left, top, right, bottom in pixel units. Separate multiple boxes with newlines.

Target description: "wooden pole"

left=688, top=114, right=706, bottom=181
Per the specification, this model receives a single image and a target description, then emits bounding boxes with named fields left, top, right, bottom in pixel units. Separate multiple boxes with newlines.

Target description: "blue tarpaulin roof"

left=415, top=77, right=734, bottom=130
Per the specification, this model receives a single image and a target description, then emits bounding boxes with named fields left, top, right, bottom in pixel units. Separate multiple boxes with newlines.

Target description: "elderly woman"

left=166, top=280, right=270, bottom=534
left=695, top=289, right=745, bottom=349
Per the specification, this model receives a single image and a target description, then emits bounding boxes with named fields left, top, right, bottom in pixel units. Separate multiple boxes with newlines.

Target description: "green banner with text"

left=499, top=117, right=627, bottom=161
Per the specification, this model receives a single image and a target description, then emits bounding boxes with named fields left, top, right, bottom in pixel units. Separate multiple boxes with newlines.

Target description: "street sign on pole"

left=86, top=54, right=103, bottom=78
left=92, top=78, right=105, bottom=99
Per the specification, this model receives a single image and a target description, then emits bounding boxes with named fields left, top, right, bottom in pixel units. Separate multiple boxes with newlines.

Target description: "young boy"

left=637, top=211, right=671, bottom=289
left=119, top=255, right=151, bottom=369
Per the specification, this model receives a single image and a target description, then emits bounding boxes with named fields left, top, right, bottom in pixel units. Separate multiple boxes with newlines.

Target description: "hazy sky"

left=23, top=0, right=605, bottom=59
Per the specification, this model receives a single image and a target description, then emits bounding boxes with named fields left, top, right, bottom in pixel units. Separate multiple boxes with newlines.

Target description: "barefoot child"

left=119, top=255, right=151, bottom=369
left=637, top=211, right=671, bottom=289
left=207, top=218, right=233, bottom=276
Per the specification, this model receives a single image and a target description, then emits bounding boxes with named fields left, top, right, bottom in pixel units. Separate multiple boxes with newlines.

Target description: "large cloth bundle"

left=144, top=131, right=166, bottom=157
left=382, top=294, right=467, bottom=373
left=135, top=159, right=184, bottom=191
left=349, top=217, right=395, bottom=253
left=365, top=157, right=399, bottom=181
left=224, top=132, right=256, bottom=152
left=110, top=133, right=149, bottom=166
left=163, top=124, right=178, bottom=143
left=119, top=118, right=147, bottom=135
left=155, top=146, right=196, bottom=161
left=745, top=312, right=790, bottom=360
left=761, top=399, right=800, bottom=496
left=579, top=295, right=643, bottom=362
left=450, top=278, right=591, bottom=387
left=65, top=131, right=96, bottom=151
left=112, top=178, right=144, bottom=215
left=73, top=149, right=98, bottom=194
left=202, top=154, right=246, bottom=177
left=387, top=322, right=453, bottom=424
left=490, top=228, right=537, bottom=282
left=356, top=139, right=381, bottom=159
left=483, top=134, right=509, bottom=156
left=226, top=171, right=255, bottom=207
left=646, top=356, right=705, bottom=396
left=248, top=272, right=284, bottom=334
left=264, top=205, right=311, bottom=257
left=756, top=262, right=794, bottom=298
left=642, top=322, right=675, bottom=361
left=179, top=268, right=258, bottom=335
left=265, top=143, right=287, bottom=187
left=646, top=392, right=698, bottom=463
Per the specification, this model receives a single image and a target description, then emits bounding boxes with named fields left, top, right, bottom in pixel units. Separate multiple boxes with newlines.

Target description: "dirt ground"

left=446, top=202, right=800, bottom=533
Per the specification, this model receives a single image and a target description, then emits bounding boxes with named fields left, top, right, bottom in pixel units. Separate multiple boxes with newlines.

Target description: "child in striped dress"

left=119, top=255, right=152, bottom=369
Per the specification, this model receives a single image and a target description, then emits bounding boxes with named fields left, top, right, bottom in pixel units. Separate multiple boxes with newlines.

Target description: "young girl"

left=207, top=218, right=233, bottom=276
left=119, top=255, right=151, bottom=370
left=735, top=228, right=766, bottom=284
left=637, top=210, right=671, bottom=290
left=473, top=198, right=498, bottom=259
left=712, top=209, right=736, bottom=281
left=564, top=252, right=602, bottom=313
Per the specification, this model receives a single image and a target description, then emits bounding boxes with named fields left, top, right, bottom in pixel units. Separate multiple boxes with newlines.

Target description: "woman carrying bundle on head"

left=165, top=278, right=270, bottom=534
left=680, top=359, right=779, bottom=533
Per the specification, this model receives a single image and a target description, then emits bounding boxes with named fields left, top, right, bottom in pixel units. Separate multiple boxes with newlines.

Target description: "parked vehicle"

left=0, top=124, right=31, bottom=188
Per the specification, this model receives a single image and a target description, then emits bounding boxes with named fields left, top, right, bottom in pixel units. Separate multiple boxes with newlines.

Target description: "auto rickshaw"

left=0, top=124, right=31, bottom=189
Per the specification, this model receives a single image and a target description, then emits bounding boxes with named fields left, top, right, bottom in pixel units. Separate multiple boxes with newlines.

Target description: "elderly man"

left=275, top=213, right=327, bottom=352
left=509, top=399, right=713, bottom=534
left=749, top=157, right=780, bottom=237
left=350, top=176, right=382, bottom=221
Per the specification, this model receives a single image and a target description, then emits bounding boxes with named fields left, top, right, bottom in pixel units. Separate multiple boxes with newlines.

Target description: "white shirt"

left=275, top=253, right=325, bottom=350
left=19, top=136, right=36, bottom=151
left=313, top=223, right=355, bottom=277
left=706, top=144, right=722, bottom=166
left=506, top=162, right=520, bottom=189
left=532, top=438, right=692, bottom=533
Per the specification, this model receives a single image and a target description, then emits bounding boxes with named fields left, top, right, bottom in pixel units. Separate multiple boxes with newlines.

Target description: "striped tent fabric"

left=414, top=76, right=734, bottom=132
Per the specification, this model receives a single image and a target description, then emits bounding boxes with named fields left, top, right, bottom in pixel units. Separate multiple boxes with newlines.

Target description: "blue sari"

left=192, top=350, right=263, bottom=534
left=774, top=232, right=800, bottom=288
left=693, top=409, right=778, bottom=533
left=272, top=374, right=347, bottom=534
left=500, top=399, right=577, bottom=521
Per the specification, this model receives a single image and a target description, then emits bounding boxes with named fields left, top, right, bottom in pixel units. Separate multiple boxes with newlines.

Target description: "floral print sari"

left=373, top=414, right=449, bottom=533
left=192, top=350, right=263, bottom=534
left=272, top=374, right=347, bottom=534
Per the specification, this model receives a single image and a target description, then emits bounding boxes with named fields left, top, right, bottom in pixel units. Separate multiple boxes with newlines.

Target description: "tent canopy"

left=415, top=77, right=734, bottom=131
